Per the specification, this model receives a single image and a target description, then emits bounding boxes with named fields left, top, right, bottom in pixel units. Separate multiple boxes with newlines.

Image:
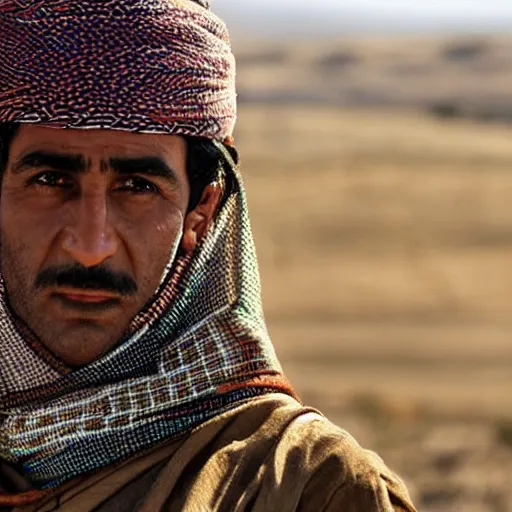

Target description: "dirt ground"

left=235, top=105, right=512, bottom=511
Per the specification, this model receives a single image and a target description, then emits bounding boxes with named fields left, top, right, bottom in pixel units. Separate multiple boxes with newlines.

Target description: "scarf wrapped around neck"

left=0, top=0, right=296, bottom=491
left=0, top=148, right=295, bottom=489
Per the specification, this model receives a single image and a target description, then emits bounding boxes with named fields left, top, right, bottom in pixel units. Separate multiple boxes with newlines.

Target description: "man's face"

left=1, top=125, right=200, bottom=366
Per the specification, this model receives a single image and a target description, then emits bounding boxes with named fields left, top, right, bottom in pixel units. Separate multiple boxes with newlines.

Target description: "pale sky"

left=221, top=0, right=512, bottom=14
left=215, top=0, right=512, bottom=36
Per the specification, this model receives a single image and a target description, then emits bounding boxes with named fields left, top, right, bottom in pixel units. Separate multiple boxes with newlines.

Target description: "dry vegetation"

left=235, top=104, right=512, bottom=511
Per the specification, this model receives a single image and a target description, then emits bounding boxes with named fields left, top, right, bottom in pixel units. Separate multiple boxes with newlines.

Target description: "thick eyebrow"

left=107, top=156, right=180, bottom=186
left=11, top=151, right=89, bottom=175
left=11, top=151, right=180, bottom=187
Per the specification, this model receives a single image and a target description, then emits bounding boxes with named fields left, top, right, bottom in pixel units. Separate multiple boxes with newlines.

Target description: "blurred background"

left=215, top=1, right=512, bottom=511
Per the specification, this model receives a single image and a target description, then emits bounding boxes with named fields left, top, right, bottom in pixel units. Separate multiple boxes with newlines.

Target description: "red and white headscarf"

left=0, top=0, right=237, bottom=143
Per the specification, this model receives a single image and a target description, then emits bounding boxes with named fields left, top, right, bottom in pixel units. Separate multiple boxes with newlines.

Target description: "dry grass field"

left=235, top=104, right=512, bottom=511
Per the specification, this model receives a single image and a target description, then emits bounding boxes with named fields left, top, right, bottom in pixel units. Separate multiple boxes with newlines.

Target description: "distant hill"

left=232, top=34, right=512, bottom=123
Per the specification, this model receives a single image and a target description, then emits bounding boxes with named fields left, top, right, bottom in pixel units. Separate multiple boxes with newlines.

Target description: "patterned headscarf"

left=0, top=0, right=236, bottom=142
left=0, top=0, right=295, bottom=493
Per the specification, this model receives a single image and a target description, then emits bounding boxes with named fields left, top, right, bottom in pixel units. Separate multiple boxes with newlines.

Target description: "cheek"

left=1, top=188, right=65, bottom=235
left=150, top=213, right=184, bottom=265
left=0, top=194, right=60, bottom=275
left=122, top=203, right=184, bottom=248
left=119, top=205, right=185, bottom=284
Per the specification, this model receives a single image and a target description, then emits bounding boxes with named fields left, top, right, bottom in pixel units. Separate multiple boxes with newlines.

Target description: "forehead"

left=9, top=125, right=186, bottom=160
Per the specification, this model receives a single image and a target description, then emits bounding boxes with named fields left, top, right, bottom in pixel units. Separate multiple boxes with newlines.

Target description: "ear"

left=181, top=183, right=222, bottom=255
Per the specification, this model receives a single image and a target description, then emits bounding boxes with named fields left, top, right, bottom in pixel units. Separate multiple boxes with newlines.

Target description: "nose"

left=61, top=192, right=118, bottom=268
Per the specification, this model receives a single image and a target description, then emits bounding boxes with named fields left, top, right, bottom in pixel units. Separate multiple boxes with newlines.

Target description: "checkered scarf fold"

left=0, top=146, right=295, bottom=489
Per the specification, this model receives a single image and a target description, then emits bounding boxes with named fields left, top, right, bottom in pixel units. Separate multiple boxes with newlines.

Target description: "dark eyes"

left=31, top=172, right=73, bottom=189
left=116, top=176, right=160, bottom=194
left=29, top=172, right=160, bottom=194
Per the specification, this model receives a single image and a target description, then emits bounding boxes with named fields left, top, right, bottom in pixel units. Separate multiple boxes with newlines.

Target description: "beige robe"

left=3, top=394, right=416, bottom=511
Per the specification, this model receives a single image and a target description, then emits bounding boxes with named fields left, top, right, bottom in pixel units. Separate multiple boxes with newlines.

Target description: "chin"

left=41, top=324, right=122, bottom=367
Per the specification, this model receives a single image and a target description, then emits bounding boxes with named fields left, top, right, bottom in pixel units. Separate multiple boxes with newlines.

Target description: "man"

left=0, top=0, right=417, bottom=510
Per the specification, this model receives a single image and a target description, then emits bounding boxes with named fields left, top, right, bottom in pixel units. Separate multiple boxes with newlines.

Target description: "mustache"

left=35, top=264, right=137, bottom=296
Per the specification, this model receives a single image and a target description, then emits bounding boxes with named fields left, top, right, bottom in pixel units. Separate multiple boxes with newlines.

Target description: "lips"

left=59, top=293, right=115, bottom=303
left=51, top=288, right=121, bottom=312
left=54, top=288, right=120, bottom=302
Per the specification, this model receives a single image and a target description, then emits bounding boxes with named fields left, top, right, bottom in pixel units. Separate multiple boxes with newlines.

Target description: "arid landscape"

left=234, top=35, right=512, bottom=511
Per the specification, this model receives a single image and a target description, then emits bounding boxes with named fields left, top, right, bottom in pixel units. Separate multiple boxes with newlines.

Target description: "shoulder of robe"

left=132, top=393, right=418, bottom=512
left=155, top=393, right=418, bottom=512
left=270, top=399, right=418, bottom=512
left=220, top=393, right=419, bottom=512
